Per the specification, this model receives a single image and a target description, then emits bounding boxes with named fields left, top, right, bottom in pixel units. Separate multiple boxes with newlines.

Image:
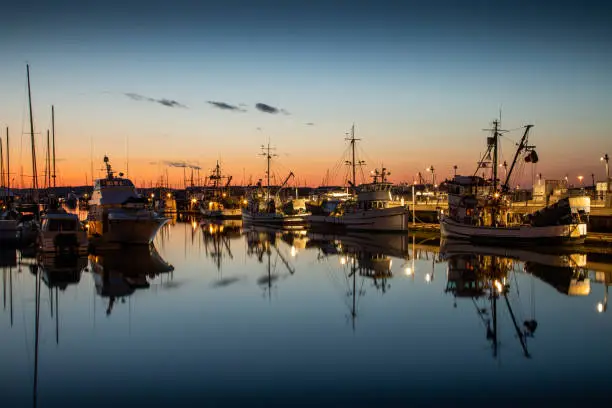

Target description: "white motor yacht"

left=87, top=156, right=169, bottom=245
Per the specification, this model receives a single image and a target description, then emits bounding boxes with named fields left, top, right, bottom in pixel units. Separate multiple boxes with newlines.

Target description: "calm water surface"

left=1, top=216, right=612, bottom=407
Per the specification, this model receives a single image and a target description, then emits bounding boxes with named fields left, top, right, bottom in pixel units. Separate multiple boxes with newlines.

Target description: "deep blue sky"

left=1, top=0, right=611, bottom=186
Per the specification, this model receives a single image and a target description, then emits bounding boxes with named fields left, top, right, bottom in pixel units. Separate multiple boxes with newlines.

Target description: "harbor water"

left=1, top=216, right=612, bottom=407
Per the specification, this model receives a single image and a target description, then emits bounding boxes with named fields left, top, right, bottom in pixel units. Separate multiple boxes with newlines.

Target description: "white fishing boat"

left=306, top=126, right=409, bottom=232
left=87, top=156, right=168, bottom=245
left=199, top=161, right=243, bottom=219
left=242, top=142, right=310, bottom=227
left=308, top=168, right=409, bottom=232
left=440, top=120, right=588, bottom=245
left=37, top=209, right=88, bottom=254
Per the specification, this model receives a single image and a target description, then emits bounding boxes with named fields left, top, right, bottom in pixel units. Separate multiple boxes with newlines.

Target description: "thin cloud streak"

left=207, top=101, right=246, bottom=112
left=125, top=93, right=187, bottom=108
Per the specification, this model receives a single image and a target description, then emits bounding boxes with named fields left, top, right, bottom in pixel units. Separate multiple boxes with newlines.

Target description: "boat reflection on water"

left=39, top=254, right=88, bottom=290
left=308, top=232, right=406, bottom=329
left=244, top=226, right=296, bottom=299
left=88, top=245, right=174, bottom=315
left=441, top=239, right=598, bottom=359
left=441, top=239, right=591, bottom=297
left=441, top=244, right=536, bottom=359
left=201, top=219, right=243, bottom=286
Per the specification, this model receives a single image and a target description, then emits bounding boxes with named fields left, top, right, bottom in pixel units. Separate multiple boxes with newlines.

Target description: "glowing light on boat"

left=494, top=280, right=503, bottom=293
left=597, top=303, right=604, bottom=313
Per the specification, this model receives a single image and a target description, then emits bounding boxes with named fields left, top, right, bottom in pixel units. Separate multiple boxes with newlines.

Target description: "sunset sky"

left=1, top=0, right=610, bottom=188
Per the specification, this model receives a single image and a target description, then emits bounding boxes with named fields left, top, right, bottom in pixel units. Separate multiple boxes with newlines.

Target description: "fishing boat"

left=199, top=161, right=242, bottom=219
left=87, top=156, right=169, bottom=245
left=242, top=142, right=310, bottom=227
left=440, top=120, right=589, bottom=245
left=37, top=209, right=88, bottom=254
left=306, top=126, right=409, bottom=232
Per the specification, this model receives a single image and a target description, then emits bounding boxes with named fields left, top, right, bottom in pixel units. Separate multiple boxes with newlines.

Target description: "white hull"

left=440, top=216, right=587, bottom=245
left=88, top=213, right=168, bottom=245
left=307, top=206, right=409, bottom=232
left=242, top=210, right=308, bottom=226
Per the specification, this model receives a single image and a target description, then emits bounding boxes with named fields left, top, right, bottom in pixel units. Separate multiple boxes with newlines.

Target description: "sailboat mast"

left=46, top=130, right=51, bottom=191
left=492, top=120, right=499, bottom=191
left=26, top=64, right=39, bottom=202
left=267, top=144, right=271, bottom=198
left=6, top=128, right=9, bottom=201
left=0, top=134, right=4, bottom=200
left=52, top=105, right=56, bottom=188
left=351, top=125, right=356, bottom=187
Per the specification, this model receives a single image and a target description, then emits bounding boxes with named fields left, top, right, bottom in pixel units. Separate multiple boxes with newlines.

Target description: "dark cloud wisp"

left=164, top=161, right=201, bottom=170
left=207, top=101, right=246, bottom=112
left=125, top=93, right=187, bottom=108
left=255, top=103, right=289, bottom=115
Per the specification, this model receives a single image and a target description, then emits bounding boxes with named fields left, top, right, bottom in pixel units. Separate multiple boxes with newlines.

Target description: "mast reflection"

left=244, top=226, right=296, bottom=300
left=442, top=246, right=534, bottom=359
left=201, top=219, right=242, bottom=272
left=309, top=232, right=407, bottom=329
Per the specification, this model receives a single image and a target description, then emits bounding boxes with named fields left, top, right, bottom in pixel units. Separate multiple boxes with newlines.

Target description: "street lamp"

left=578, top=175, right=584, bottom=186
left=602, top=153, right=610, bottom=191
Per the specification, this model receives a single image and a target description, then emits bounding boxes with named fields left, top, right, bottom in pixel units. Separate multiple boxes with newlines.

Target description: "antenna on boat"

left=259, top=142, right=277, bottom=199
left=344, top=124, right=365, bottom=191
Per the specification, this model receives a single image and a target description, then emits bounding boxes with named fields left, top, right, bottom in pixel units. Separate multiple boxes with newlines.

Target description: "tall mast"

left=345, top=124, right=362, bottom=192
left=27, top=64, right=39, bottom=202
left=260, top=142, right=276, bottom=199
left=6, top=128, right=9, bottom=201
left=492, top=120, right=499, bottom=191
left=351, top=125, right=356, bottom=187
left=52, top=106, right=56, bottom=188
left=0, top=134, right=4, bottom=201
left=46, top=130, right=51, bottom=190
left=267, top=144, right=271, bottom=197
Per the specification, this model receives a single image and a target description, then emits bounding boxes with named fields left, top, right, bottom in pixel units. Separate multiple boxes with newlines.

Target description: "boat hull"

left=88, top=217, right=168, bottom=245
left=200, top=207, right=242, bottom=219
left=440, top=216, right=587, bottom=245
left=307, top=206, right=409, bottom=232
left=242, top=210, right=308, bottom=227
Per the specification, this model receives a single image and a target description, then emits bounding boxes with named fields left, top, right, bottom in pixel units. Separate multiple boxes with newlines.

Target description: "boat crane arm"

left=224, top=175, right=233, bottom=188
left=275, top=171, right=295, bottom=198
left=502, top=125, right=534, bottom=192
